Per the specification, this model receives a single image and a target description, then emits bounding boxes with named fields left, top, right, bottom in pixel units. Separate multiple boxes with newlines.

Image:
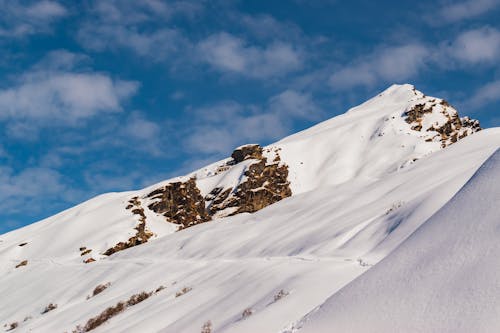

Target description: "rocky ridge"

left=403, top=93, right=481, bottom=147
left=100, top=85, right=482, bottom=257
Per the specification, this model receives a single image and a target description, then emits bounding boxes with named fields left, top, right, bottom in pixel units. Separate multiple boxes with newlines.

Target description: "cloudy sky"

left=1, top=0, right=499, bottom=233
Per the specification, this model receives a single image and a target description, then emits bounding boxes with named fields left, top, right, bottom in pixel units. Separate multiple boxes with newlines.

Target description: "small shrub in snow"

left=90, top=282, right=111, bottom=298
left=155, top=285, right=166, bottom=293
left=126, top=291, right=152, bottom=306
left=175, top=287, right=192, bottom=297
left=241, top=308, right=253, bottom=319
left=273, top=289, right=289, bottom=302
left=201, top=320, right=212, bottom=333
left=82, top=301, right=126, bottom=331
left=385, top=201, right=404, bottom=215
left=6, top=322, right=18, bottom=331
left=41, top=303, right=57, bottom=314
left=78, top=290, right=153, bottom=332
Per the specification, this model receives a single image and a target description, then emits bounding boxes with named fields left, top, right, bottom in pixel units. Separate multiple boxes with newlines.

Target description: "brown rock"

left=15, top=260, right=28, bottom=268
left=147, top=178, right=210, bottom=228
left=230, top=144, right=263, bottom=164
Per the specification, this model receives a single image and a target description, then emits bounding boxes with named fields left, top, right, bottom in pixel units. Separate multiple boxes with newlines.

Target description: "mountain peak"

left=381, top=83, right=418, bottom=95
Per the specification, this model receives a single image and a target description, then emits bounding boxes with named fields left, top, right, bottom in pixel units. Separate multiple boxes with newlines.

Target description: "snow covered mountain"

left=0, top=84, right=498, bottom=333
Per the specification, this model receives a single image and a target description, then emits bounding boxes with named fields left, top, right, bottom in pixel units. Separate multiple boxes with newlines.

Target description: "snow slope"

left=0, top=84, right=498, bottom=332
left=299, top=148, right=500, bottom=333
left=0, top=84, right=478, bottom=263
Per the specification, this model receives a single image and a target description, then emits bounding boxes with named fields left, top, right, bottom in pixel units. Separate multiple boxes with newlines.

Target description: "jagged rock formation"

left=207, top=145, right=291, bottom=216
left=145, top=144, right=292, bottom=228
left=146, top=179, right=210, bottom=229
left=404, top=98, right=481, bottom=147
left=103, top=197, right=153, bottom=256
left=230, top=144, right=264, bottom=163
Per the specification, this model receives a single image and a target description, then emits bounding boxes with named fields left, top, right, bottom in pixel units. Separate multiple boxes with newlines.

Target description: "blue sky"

left=1, top=0, right=500, bottom=233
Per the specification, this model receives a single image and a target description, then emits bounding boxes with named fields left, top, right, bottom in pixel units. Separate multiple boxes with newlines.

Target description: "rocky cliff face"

left=404, top=97, right=481, bottom=148
left=144, top=144, right=292, bottom=228
left=146, top=178, right=210, bottom=229
left=207, top=145, right=292, bottom=216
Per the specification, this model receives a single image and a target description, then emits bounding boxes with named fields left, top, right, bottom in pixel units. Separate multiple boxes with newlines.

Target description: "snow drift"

left=300, top=148, right=500, bottom=333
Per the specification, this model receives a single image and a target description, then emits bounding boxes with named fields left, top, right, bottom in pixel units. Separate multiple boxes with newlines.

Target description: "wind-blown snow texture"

left=0, top=84, right=498, bottom=333
left=300, top=148, right=500, bottom=333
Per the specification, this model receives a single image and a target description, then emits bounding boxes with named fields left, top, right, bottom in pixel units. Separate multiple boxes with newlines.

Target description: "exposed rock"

left=404, top=98, right=481, bottom=148
left=147, top=178, right=210, bottom=228
left=103, top=198, right=153, bottom=256
left=83, top=258, right=96, bottom=264
left=15, top=260, right=28, bottom=268
left=230, top=144, right=263, bottom=164
left=80, top=249, right=92, bottom=256
left=208, top=159, right=291, bottom=216
left=207, top=145, right=292, bottom=216
left=144, top=144, right=292, bottom=230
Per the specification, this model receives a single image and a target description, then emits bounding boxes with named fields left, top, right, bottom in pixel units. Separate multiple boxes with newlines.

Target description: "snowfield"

left=299, top=148, right=500, bottom=333
left=0, top=84, right=498, bottom=333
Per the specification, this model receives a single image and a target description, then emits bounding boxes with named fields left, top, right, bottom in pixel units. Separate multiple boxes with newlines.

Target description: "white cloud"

left=78, top=24, right=184, bottom=59
left=184, top=90, right=321, bottom=154
left=0, top=0, right=67, bottom=38
left=329, top=44, right=429, bottom=90
left=0, top=166, right=68, bottom=214
left=0, top=51, right=139, bottom=138
left=197, top=32, right=302, bottom=78
left=239, top=14, right=303, bottom=42
left=438, top=0, right=500, bottom=23
left=25, top=0, right=67, bottom=19
left=76, top=0, right=198, bottom=60
left=0, top=73, right=137, bottom=123
left=466, top=80, right=500, bottom=109
left=124, top=113, right=161, bottom=141
left=446, top=27, right=500, bottom=64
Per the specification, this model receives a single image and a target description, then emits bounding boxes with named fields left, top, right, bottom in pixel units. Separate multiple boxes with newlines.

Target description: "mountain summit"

left=0, top=85, right=498, bottom=333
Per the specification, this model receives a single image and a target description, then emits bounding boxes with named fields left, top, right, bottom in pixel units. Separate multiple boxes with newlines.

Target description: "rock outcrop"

left=146, top=178, right=210, bottom=229
left=103, top=197, right=154, bottom=256
left=404, top=98, right=481, bottom=148
left=144, top=144, right=292, bottom=229
left=207, top=145, right=291, bottom=216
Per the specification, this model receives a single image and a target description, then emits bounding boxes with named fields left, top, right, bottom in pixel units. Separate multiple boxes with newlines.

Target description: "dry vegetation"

left=175, top=287, right=192, bottom=298
left=41, top=303, right=58, bottom=314
left=154, top=285, right=165, bottom=293
left=78, top=301, right=126, bottom=332
left=126, top=291, right=152, bottom=307
left=6, top=322, right=18, bottom=331
left=241, top=308, right=253, bottom=319
left=273, top=289, right=289, bottom=302
left=201, top=320, right=212, bottom=333
left=87, top=282, right=111, bottom=299
left=75, top=288, right=159, bottom=332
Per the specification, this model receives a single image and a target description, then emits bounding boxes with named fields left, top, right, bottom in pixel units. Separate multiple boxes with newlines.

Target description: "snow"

left=299, top=148, right=500, bottom=333
left=0, top=84, right=498, bottom=333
